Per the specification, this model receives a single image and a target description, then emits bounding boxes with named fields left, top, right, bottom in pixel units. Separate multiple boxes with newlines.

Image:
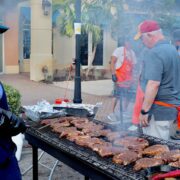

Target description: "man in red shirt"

left=109, top=38, right=136, bottom=123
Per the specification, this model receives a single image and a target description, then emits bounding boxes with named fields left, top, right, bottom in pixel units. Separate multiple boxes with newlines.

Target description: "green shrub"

left=3, top=83, right=21, bottom=115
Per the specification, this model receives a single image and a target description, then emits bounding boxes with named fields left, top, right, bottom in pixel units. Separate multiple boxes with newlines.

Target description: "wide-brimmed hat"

left=0, top=25, right=9, bottom=34
left=134, top=20, right=160, bottom=40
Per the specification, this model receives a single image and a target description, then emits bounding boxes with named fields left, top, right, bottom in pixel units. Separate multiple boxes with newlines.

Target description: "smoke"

left=100, top=0, right=180, bottom=126
left=0, top=0, right=19, bottom=14
left=0, top=0, right=179, bottom=126
left=111, top=0, right=180, bottom=44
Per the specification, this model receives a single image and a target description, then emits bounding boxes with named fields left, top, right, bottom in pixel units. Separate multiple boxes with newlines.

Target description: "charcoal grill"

left=25, top=118, right=180, bottom=180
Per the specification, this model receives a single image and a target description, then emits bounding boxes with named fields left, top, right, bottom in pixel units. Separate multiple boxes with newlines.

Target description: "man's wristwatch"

left=141, top=109, right=150, bottom=115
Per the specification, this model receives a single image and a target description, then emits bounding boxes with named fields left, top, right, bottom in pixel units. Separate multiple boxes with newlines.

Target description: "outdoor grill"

left=25, top=118, right=180, bottom=180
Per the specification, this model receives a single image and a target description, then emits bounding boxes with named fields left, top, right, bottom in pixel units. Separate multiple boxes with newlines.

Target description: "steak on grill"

left=60, top=129, right=84, bottom=138
left=90, top=142, right=112, bottom=152
left=73, top=121, right=94, bottom=130
left=50, top=117, right=88, bottom=129
left=70, top=118, right=89, bottom=128
left=99, top=129, right=112, bottom=136
left=134, top=158, right=164, bottom=171
left=169, top=159, right=180, bottom=168
left=74, top=135, right=92, bottom=147
left=87, top=138, right=106, bottom=149
left=112, top=150, right=139, bottom=165
left=113, top=136, right=149, bottom=150
left=98, top=146, right=127, bottom=157
left=51, top=116, right=76, bottom=125
left=40, top=118, right=57, bottom=125
left=82, top=124, right=104, bottom=134
left=155, top=149, right=180, bottom=163
left=66, top=131, right=85, bottom=141
left=50, top=119, right=71, bottom=128
left=142, top=144, right=169, bottom=156
left=52, top=126, right=77, bottom=134
left=106, top=131, right=127, bottom=141
left=87, top=129, right=112, bottom=137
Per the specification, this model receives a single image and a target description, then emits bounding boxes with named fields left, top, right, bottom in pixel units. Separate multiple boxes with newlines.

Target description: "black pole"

left=32, top=145, right=38, bottom=180
left=73, top=0, right=82, bottom=103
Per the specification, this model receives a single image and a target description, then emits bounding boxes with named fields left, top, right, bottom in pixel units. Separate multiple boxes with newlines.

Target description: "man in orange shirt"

left=109, top=38, right=136, bottom=123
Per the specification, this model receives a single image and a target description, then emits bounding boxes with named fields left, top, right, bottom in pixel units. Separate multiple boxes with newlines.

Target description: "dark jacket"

left=0, top=82, right=21, bottom=180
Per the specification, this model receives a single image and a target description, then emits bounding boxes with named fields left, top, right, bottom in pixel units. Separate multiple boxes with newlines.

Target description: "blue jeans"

left=0, top=155, right=21, bottom=180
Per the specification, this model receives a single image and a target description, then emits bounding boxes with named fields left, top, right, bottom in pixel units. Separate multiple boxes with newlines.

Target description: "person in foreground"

left=0, top=25, right=27, bottom=179
left=134, top=20, right=180, bottom=140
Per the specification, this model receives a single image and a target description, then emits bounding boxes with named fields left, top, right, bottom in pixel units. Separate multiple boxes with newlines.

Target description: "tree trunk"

left=85, top=45, right=97, bottom=77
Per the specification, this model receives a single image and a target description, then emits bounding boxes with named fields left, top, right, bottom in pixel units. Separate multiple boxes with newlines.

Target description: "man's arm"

left=140, top=80, right=160, bottom=127
left=110, top=56, right=117, bottom=74
left=0, top=108, right=27, bottom=136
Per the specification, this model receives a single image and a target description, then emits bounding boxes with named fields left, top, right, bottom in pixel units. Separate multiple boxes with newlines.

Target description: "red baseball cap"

left=134, top=20, right=160, bottom=40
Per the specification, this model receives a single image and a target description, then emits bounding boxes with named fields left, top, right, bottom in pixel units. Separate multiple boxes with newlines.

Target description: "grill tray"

left=26, top=119, right=180, bottom=180
left=53, top=107, right=94, bottom=117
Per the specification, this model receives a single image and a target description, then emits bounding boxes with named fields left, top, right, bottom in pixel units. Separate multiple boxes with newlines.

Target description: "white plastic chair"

left=21, top=151, right=59, bottom=180
left=12, top=133, right=25, bottom=161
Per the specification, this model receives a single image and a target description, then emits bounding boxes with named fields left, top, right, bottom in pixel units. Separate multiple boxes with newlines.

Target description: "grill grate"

left=26, top=119, right=180, bottom=180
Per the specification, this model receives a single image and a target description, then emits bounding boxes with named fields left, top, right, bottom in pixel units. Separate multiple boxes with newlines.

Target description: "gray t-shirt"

left=141, top=40, right=180, bottom=120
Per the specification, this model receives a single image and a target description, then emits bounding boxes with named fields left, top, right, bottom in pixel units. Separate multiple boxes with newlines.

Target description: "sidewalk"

left=1, top=73, right=133, bottom=122
left=53, top=79, right=113, bottom=96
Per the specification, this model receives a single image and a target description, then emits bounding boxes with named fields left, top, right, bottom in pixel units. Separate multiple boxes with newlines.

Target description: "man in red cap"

left=134, top=20, right=180, bottom=140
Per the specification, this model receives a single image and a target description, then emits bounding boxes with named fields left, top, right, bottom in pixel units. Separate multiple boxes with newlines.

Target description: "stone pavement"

left=53, top=79, right=113, bottom=96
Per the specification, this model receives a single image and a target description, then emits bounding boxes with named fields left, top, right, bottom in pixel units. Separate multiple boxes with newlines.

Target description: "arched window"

left=20, top=7, right=31, bottom=59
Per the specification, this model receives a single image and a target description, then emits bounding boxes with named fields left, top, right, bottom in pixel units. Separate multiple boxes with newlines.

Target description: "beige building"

left=1, top=0, right=116, bottom=81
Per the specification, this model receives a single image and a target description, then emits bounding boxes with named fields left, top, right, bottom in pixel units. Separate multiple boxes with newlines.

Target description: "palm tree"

left=53, top=0, right=75, bottom=37
left=120, top=0, right=178, bottom=36
left=52, top=0, right=116, bottom=77
left=53, top=0, right=179, bottom=76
